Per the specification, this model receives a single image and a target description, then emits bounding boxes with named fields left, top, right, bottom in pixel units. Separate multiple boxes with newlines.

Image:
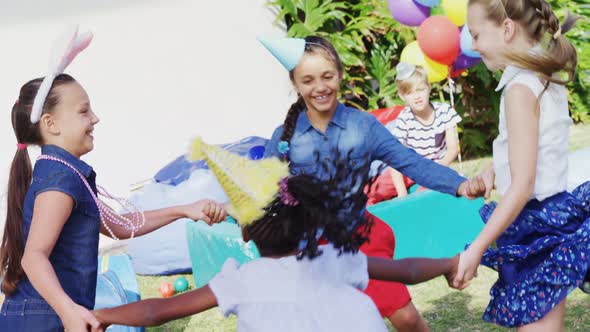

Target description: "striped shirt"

left=385, top=102, right=461, bottom=161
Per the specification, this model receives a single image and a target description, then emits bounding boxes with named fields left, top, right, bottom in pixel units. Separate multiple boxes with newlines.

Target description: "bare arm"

left=437, top=126, right=459, bottom=166
left=100, top=200, right=226, bottom=239
left=93, top=285, right=217, bottom=329
left=368, top=256, right=459, bottom=286
left=389, top=168, right=409, bottom=198
left=454, top=84, right=539, bottom=286
left=22, top=191, right=99, bottom=330
left=469, top=84, right=538, bottom=253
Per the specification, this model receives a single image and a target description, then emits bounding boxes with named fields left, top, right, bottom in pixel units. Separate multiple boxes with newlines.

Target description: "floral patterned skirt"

left=479, top=181, right=590, bottom=328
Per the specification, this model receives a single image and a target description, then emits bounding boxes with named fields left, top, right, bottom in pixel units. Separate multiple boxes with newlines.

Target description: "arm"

left=389, top=168, right=408, bottom=198
left=263, top=126, right=283, bottom=159
left=437, top=126, right=459, bottom=166
left=387, top=120, right=409, bottom=197
left=100, top=200, right=226, bottom=240
left=370, top=117, right=465, bottom=196
left=454, top=84, right=539, bottom=285
left=93, top=285, right=217, bottom=328
left=368, top=255, right=459, bottom=286
left=22, top=192, right=99, bottom=330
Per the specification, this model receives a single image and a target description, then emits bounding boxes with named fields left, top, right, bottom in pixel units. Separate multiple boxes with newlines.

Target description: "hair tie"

left=278, top=177, right=300, bottom=206
left=278, top=140, right=290, bottom=155
left=553, top=26, right=562, bottom=40
left=17, top=143, right=28, bottom=150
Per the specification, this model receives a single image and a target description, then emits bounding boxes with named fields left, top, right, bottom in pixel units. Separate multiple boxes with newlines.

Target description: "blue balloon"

left=415, top=0, right=440, bottom=7
left=460, top=24, right=481, bottom=58
left=454, top=53, right=481, bottom=70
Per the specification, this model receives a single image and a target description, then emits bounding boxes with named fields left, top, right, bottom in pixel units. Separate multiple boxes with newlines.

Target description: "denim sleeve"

left=35, top=170, right=83, bottom=207
left=369, top=116, right=465, bottom=196
left=263, top=126, right=283, bottom=159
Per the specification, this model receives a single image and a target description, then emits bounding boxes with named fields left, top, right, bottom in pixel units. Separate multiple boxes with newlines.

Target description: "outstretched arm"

left=100, top=200, right=226, bottom=239
left=92, top=285, right=217, bottom=330
left=453, top=84, right=539, bottom=288
left=368, top=255, right=461, bottom=288
left=370, top=117, right=475, bottom=197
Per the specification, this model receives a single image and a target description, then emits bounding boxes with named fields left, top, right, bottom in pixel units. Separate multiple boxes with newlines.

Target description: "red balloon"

left=418, top=16, right=460, bottom=65
left=159, top=282, right=175, bottom=298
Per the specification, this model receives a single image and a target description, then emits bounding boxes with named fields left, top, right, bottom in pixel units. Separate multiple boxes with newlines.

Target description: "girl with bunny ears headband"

left=0, top=26, right=227, bottom=332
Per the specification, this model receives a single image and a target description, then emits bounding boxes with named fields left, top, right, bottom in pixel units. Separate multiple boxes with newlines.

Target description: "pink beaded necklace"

left=38, top=154, right=145, bottom=240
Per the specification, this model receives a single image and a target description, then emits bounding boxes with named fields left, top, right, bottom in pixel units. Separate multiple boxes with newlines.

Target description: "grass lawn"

left=134, top=124, right=590, bottom=331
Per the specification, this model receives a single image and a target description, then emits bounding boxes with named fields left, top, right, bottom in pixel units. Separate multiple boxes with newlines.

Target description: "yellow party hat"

left=188, top=137, right=290, bottom=225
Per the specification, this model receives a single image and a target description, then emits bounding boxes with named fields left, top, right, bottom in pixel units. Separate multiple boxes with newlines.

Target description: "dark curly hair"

left=244, top=150, right=383, bottom=259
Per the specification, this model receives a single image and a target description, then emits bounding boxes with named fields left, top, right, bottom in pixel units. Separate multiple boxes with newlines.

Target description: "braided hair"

left=468, top=0, right=578, bottom=85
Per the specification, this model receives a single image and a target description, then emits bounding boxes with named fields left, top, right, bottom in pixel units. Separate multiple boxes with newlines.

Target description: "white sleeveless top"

left=493, top=65, right=572, bottom=201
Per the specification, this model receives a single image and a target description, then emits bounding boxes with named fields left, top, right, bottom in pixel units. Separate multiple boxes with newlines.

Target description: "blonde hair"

left=396, top=66, right=430, bottom=95
left=468, top=0, right=578, bottom=85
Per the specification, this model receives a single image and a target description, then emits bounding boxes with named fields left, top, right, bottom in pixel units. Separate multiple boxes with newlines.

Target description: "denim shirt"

left=264, top=102, right=465, bottom=196
left=8, top=144, right=100, bottom=310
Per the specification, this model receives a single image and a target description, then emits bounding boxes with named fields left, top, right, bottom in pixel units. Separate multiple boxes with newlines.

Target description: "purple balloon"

left=454, top=53, right=481, bottom=70
left=388, top=0, right=430, bottom=27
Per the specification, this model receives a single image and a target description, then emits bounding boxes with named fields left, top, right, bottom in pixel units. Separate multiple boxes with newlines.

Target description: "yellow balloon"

left=400, top=41, right=448, bottom=83
left=442, top=0, right=468, bottom=26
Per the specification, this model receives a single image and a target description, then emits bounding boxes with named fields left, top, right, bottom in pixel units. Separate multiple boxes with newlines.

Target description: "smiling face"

left=467, top=3, right=511, bottom=71
left=40, top=81, right=100, bottom=157
left=291, top=51, right=342, bottom=115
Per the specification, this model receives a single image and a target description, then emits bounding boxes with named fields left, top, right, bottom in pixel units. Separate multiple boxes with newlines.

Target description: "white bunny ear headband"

left=396, top=62, right=416, bottom=81
left=30, top=25, right=93, bottom=124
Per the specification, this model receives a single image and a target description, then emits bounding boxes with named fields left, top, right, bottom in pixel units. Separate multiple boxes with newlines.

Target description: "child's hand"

left=61, top=303, right=100, bottom=332
left=457, top=177, right=486, bottom=199
left=184, top=200, right=227, bottom=225
left=444, top=254, right=469, bottom=290
left=479, top=166, right=495, bottom=199
left=452, top=247, right=482, bottom=289
left=444, top=254, right=467, bottom=290
left=89, top=310, right=110, bottom=332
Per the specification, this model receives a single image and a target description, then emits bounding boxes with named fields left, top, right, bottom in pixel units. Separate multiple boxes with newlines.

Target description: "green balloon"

left=174, top=277, right=189, bottom=292
left=430, top=5, right=445, bottom=16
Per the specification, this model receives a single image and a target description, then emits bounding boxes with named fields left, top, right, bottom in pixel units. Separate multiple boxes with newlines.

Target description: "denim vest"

left=1, top=144, right=100, bottom=330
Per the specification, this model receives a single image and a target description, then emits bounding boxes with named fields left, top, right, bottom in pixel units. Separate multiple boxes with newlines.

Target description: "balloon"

left=416, top=0, right=440, bottom=7
left=430, top=5, right=445, bottom=16
left=450, top=68, right=466, bottom=78
left=442, top=0, right=468, bottom=26
left=159, top=281, right=175, bottom=298
left=417, top=16, right=460, bottom=65
left=460, top=24, right=481, bottom=58
left=174, top=277, right=189, bottom=292
left=453, top=53, right=481, bottom=70
left=388, top=0, right=430, bottom=27
left=401, top=41, right=449, bottom=83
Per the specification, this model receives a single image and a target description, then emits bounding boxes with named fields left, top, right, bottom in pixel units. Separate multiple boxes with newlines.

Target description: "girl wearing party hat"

left=0, top=27, right=225, bottom=332
left=90, top=138, right=464, bottom=332
left=258, top=35, right=485, bottom=331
